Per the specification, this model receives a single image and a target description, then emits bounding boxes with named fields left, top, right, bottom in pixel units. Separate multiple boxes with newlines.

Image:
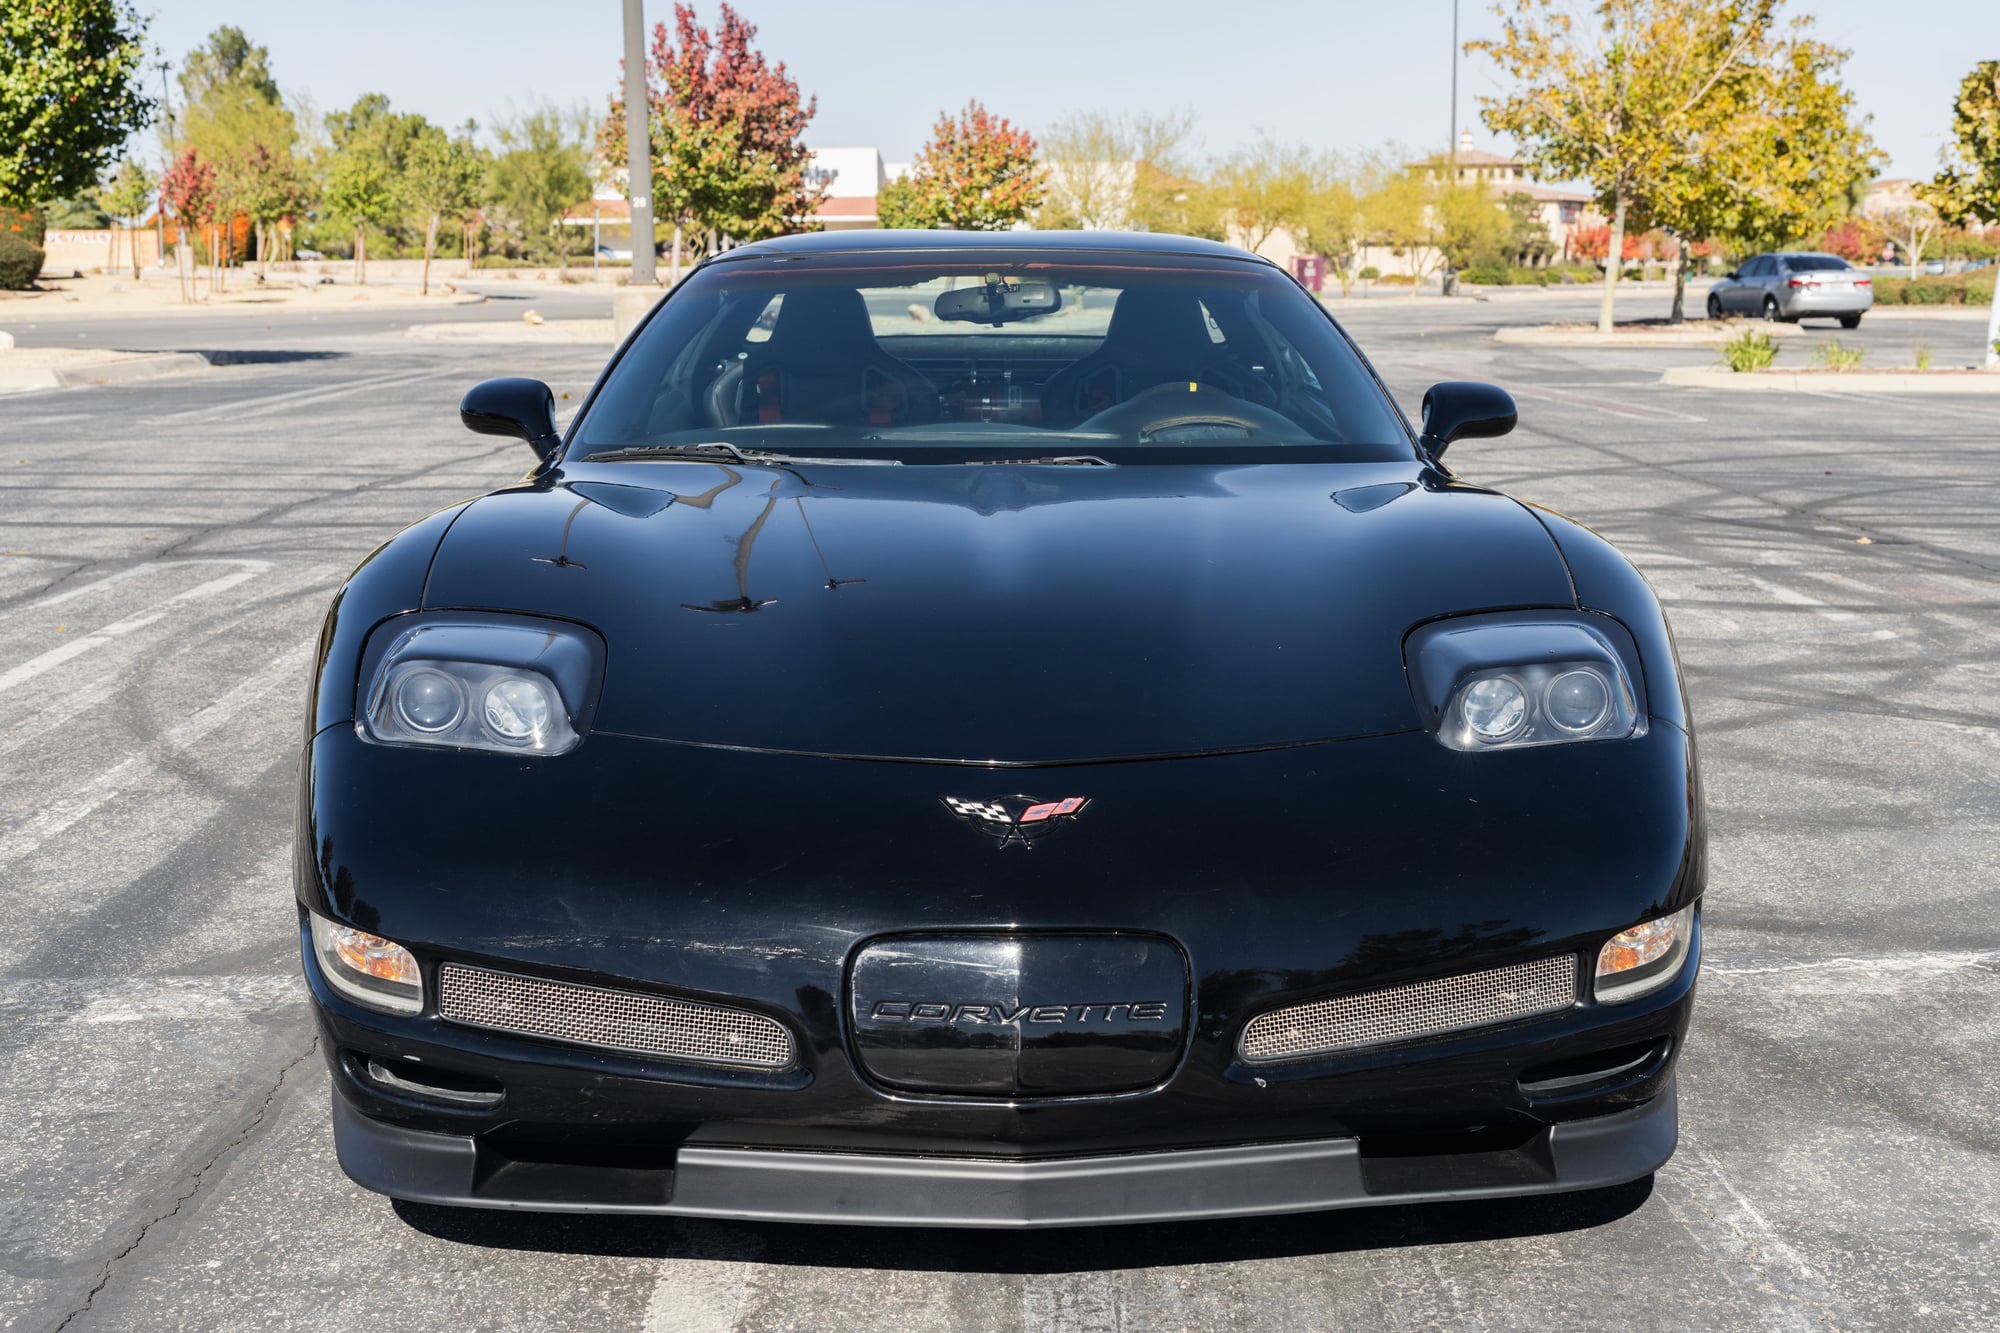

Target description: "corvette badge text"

left=869, top=1000, right=1171, bottom=1024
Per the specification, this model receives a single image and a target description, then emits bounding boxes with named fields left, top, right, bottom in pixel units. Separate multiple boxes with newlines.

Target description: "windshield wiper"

left=966, top=454, right=1113, bottom=466
left=580, top=443, right=900, bottom=466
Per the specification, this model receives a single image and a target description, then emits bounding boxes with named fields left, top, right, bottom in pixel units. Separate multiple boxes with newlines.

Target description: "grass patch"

left=1810, top=338, right=1865, bottom=371
left=1914, top=343, right=1933, bottom=371
left=1720, top=328, right=1780, bottom=373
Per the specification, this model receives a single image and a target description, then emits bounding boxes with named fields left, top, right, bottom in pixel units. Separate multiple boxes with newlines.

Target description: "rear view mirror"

left=935, top=279, right=1062, bottom=325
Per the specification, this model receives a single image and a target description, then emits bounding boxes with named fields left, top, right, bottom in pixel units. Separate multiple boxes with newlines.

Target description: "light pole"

left=623, top=0, right=658, bottom=286
left=1448, top=0, right=1459, bottom=178
left=155, top=58, right=174, bottom=269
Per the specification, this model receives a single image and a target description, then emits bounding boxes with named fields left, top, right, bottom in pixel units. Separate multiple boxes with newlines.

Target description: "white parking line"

left=0, top=556, right=271, bottom=620
left=143, top=367, right=454, bottom=424
left=0, top=639, right=309, bottom=867
left=0, top=562, right=272, bottom=694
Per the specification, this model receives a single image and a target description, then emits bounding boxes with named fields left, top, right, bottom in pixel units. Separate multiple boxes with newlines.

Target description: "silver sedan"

left=1707, top=252, right=1874, bottom=327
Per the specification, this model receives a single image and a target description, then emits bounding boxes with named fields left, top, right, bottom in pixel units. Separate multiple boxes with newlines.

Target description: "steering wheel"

left=1072, top=382, right=1300, bottom=444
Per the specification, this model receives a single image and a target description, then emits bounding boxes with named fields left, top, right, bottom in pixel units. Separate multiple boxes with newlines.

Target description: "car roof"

left=713, top=229, right=1272, bottom=266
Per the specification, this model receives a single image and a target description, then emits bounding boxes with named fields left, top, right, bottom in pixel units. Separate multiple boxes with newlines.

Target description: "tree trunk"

left=1597, top=192, right=1628, bottom=334
left=132, top=225, right=143, bottom=281
left=177, top=238, right=191, bottom=303
left=1670, top=241, right=1688, bottom=324
left=671, top=222, right=683, bottom=285
left=353, top=226, right=365, bottom=286
left=422, top=215, right=438, bottom=296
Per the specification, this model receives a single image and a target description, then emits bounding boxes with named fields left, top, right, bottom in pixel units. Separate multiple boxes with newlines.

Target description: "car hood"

left=422, top=460, right=1575, bottom=762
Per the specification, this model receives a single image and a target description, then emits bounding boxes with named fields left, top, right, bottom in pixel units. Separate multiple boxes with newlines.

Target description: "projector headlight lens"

left=1544, top=668, right=1613, bottom=733
left=483, top=677, right=554, bottom=743
left=393, top=669, right=465, bottom=733
left=1462, top=676, right=1530, bottom=741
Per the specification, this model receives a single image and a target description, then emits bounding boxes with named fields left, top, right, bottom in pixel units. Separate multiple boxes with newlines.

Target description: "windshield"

left=571, top=250, right=1413, bottom=464
left=1785, top=255, right=1853, bottom=272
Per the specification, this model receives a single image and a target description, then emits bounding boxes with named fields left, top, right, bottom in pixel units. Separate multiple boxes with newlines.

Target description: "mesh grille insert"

left=1239, top=955, right=1577, bottom=1063
left=437, top=963, right=794, bottom=1069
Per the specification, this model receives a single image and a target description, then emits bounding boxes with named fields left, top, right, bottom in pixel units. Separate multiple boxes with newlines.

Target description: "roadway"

left=0, top=288, right=1994, bottom=1331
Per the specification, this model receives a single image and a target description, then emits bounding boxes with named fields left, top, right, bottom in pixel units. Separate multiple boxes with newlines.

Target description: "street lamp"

left=155, top=57, right=173, bottom=269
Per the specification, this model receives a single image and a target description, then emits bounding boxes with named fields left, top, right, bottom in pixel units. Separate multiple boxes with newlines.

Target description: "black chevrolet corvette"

left=298, top=231, right=1702, bottom=1226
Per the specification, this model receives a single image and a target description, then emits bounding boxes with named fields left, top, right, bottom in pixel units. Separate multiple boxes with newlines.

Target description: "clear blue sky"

left=139, top=0, right=1996, bottom=179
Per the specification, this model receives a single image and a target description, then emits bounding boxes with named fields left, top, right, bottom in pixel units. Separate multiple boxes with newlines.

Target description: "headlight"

left=1404, top=614, right=1645, bottom=752
left=356, top=615, right=601, bottom=756
left=1594, top=904, right=1697, bottom=1003
left=309, top=912, right=422, bottom=1014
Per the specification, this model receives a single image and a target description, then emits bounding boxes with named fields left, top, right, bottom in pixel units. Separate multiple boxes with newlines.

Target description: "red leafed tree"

left=878, top=101, right=1045, bottom=231
left=1819, top=216, right=1884, bottom=264
left=600, top=3, right=825, bottom=262
left=160, top=148, right=215, bottom=302
left=1568, top=222, right=1646, bottom=263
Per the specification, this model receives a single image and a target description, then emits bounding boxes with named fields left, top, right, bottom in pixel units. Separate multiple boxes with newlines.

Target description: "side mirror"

left=1726, top=270, right=1740, bottom=280
left=461, top=377, right=561, bottom=460
left=1419, top=381, right=1516, bottom=459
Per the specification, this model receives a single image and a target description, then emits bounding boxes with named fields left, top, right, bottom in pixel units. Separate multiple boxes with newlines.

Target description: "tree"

left=1297, top=173, right=1369, bottom=296
left=399, top=126, right=480, bottom=294
left=0, top=0, right=153, bottom=210
left=160, top=148, right=214, bottom=302
left=324, top=93, right=422, bottom=282
left=1877, top=200, right=1939, bottom=279
left=1039, top=108, right=1199, bottom=232
left=98, top=156, right=156, bottom=279
left=1470, top=0, right=1873, bottom=331
left=1210, top=137, right=1318, bottom=254
left=1365, top=166, right=1506, bottom=295
left=489, top=104, right=593, bottom=270
left=227, top=142, right=304, bottom=279
left=1926, top=61, right=2000, bottom=365
left=880, top=101, right=1044, bottom=231
left=600, top=3, right=824, bottom=272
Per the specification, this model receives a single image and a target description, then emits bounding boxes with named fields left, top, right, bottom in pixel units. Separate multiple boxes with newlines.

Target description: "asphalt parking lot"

left=2, top=284, right=1995, bottom=1331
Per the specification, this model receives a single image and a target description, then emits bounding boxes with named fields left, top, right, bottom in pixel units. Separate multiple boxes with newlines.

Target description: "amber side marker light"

left=1594, top=904, right=1697, bottom=1004
left=310, top=912, right=423, bottom=1015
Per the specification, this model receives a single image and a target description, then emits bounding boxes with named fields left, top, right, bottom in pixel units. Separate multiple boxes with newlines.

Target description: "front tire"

left=1839, top=314, right=1862, bottom=330
left=1706, top=293, right=1722, bottom=320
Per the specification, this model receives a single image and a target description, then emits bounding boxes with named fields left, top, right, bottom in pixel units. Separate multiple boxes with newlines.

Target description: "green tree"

left=1926, top=61, right=2000, bottom=365
left=0, top=0, right=154, bottom=212
left=227, top=142, right=305, bottom=279
left=98, top=156, right=157, bottom=279
left=489, top=104, right=593, bottom=269
left=1365, top=166, right=1506, bottom=295
left=1210, top=137, right=1318, bottom=254
left=879, top=101, right=1044, bottom=231
left=1470, top=0, right=1871, bottom=332
left=399, top=126, right=481, bottom=294
left=324, top=93, right=422, bottom=282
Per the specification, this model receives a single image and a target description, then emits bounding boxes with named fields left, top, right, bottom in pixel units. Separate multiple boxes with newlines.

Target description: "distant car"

left=302, top=230, right=1703, bottom=1227
left=1707, top=252, right=1872, bottom=327
left=1922, top=259, right=1947, bottom=276
left=296, top=248, right=325, bottom=261
left=595, top=244, right=633, bottom=261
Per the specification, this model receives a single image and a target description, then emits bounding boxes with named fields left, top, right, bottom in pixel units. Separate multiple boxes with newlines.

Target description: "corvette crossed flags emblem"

left=941, top=795, right=1090, bottom=849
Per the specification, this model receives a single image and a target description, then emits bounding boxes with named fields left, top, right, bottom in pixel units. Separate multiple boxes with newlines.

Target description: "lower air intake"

left=1239, top=955, right=1577, bottom=1063
left=437, top=963, right=794, bottom=1069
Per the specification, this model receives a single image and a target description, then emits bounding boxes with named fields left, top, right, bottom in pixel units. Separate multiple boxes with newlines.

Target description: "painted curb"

left=1659, top=365, right=2000, bottom=393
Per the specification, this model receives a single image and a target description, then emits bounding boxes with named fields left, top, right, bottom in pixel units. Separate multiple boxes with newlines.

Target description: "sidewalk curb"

left=403, top=320, right=616, bottom=346
left=1496, top=323, right=1800, bottom=347
left=0, top=351, right=210, bottom=394
left=1659, top=365, right=2000, bottom=392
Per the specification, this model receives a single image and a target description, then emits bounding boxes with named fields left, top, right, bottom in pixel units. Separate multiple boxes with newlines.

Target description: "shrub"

left=1458, top=264, right=1506, bottom=285
left=1374, top=272, right=1416, bottom=286
left=1810, top=338, right=1865, bottom=371
left=1358, top=265, right=1380, bottom=280
left=1720, top=328, right=1779, bottom=373
left=1914, top=343, right=1933, bottom=371
left=1869, top=272, right=1995, bottom=306
left=0, top=205, right=46, bottom=246
left=0, top=231, right=45, bottom=289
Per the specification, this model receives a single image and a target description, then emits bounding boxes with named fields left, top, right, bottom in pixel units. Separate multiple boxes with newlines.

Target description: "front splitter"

left=331, top=1079, right=1677, bottom=1227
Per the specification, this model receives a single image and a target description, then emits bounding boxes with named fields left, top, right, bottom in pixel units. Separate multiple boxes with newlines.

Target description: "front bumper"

left=331, top=1078, right=1677, bottom=1226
